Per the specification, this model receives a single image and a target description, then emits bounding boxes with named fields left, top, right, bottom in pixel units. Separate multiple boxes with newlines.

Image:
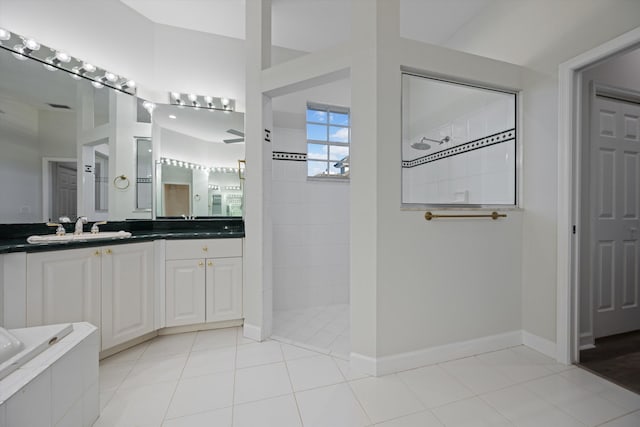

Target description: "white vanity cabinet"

left=101, top=242, right=155, bottom=349
left=25, top=242, right=154, bottom=350
left=165, top=239, right=242, bottom=327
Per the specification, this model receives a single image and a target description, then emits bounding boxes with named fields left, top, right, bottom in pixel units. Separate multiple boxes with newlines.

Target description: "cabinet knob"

left=94, top=250, right=101, bottom=256
left=202, top=246, right=208, bottom=252
left=198, top=261, right=204, bottom=267
left=207, top=261, right=213, bottom=267
left=104, top=249, right=112, bottom=255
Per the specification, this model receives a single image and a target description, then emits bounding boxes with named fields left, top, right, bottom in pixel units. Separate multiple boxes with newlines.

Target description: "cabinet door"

left=26, top=248, right=101, bottom=328
left=206, top=257, right=242, bottom=322
left=165, top=259, right=206, bottom=327
left=101, top=242, right=154, bottom=350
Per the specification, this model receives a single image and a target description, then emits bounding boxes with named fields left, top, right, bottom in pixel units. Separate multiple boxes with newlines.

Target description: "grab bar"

left=424, top=211, right=506, bottom=221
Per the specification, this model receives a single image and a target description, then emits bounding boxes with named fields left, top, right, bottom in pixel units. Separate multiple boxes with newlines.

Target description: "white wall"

left=271, top=127, right=350, bottom=311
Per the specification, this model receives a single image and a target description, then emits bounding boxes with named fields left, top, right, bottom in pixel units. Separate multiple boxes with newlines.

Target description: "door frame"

left=42, top=157, right=77, bottom=222
left=557, top=26, right=640, bottom=364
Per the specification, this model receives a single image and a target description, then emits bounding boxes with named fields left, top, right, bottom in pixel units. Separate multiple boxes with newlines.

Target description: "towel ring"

left=113, top=174, right=130, bottom=190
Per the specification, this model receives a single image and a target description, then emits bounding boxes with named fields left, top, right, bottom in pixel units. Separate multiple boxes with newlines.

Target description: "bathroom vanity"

left=0, top=219, right=244, bottom=357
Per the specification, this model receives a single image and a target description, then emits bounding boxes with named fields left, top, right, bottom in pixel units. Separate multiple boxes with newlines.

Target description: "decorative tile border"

left=273, top=151, right=307, bottom=162
left=402, top=128, right=516, bottom=168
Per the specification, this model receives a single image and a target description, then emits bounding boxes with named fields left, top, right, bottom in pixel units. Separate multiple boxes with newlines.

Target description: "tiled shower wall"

left=271, top=127, right=350, bottom=311
left=403, top=97, right=516, bottom=205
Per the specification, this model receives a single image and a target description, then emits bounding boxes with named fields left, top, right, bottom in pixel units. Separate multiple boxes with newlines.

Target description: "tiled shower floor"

left=271, top=304, right=350, bottom=359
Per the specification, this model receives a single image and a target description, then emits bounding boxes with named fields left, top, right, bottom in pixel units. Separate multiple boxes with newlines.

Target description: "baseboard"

left=521, top=330, right=557, bottom=359
left=243, top=323, right=263, bottom=341
left=158, top=319, right=243, bottom=335
left=579, top=332, right=594, bottom=350
left=352, top=330, right=522, bottom=376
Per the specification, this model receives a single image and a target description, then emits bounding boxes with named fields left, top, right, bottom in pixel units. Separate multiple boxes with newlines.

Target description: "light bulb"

left=188, top=94, right=197, bottom=102
left=124, top=80, right=135, bottom=88
left=54, top=51, right=71, bottom=63
left=12, top=45, right=27, bottom=60
left=23, top=38, right=40, bottom=51
left=221, top=98, right=229, bottom=106
left=142, top=101, right=156, bottom=113
left=0, top=28, right=11, bottom=41
left=171, top=92, right=180, bottom=99
left=43, top=58, right=57, bottom=71
left=104, top=72, right=118, bottom=82
left=204, top=96, right=213, bottom=103
left=82, top=63, right=96, bottom=73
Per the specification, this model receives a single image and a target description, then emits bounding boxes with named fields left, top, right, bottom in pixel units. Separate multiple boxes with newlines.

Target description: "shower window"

left=306, top=103, right=350, bottom=178
left=401, top=73, right=517, bottom=206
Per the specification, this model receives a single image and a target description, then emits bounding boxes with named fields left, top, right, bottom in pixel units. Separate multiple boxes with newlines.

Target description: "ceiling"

left=119, top=0, right=496, bottom=53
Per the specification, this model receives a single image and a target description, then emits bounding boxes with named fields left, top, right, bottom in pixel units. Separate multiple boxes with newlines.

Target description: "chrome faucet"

left=74, top=216, right=88, bottom=235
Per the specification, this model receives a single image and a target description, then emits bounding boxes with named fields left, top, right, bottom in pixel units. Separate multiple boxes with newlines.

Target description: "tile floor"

left=272, top=304, right=350, bottom=358
left=96, top=326, right=640, bottom=427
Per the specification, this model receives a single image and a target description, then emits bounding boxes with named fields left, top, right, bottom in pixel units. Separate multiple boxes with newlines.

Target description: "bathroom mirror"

left=153, top=104, right=244, bottom=218
left=401, top=73, right=517, bottom=206
left=0, top=43, right=152, bottom=223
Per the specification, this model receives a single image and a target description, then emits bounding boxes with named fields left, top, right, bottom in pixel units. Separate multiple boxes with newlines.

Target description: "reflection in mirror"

left=0, top=40, right=152, bottom=223
left=401, top=73, right=517, bottom=206
left=153, top=105, right=244, bottom=218
left=136, top=138, right=152, bottom=210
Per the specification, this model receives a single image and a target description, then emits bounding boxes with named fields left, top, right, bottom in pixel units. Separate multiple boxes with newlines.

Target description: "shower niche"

left=401, top=73, right=517, bottom=206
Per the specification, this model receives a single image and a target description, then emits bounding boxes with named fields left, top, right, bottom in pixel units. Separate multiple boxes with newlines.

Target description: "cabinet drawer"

left=165, top=238, right=242, bottom=260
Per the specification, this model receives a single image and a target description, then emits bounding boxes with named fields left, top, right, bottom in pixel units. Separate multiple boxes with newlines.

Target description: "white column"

left=244, top=0, right=273, bottom=340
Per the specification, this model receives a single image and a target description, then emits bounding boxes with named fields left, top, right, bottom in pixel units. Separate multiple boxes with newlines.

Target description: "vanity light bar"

left=169, top=92, right=235, bottom=112
left=159, top=157, right=242, bottom=174
left=0, top=27, right=136, bottom=96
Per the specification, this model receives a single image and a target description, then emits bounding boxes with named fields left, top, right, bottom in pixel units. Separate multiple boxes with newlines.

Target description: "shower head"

left=410, top=138, right=431, bottom=150
left=410, top=135, right=451, bottom=150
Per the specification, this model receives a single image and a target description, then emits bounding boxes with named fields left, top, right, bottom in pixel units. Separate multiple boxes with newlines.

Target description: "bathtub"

left=0, top=323, right=73, bottom=380
left=0, top=322, right=99, bottom=427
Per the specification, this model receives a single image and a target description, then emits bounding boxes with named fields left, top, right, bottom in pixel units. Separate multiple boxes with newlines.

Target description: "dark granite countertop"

left=0, top=218, right=244, bottom=254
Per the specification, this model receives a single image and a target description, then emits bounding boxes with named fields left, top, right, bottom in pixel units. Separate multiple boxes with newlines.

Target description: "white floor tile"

left=192, top=328, right=238, bottom=352
left=99, top=361, right=134, bottom=391
left=287, top=355, right=344, bottom=391
left=281, top=343, right=320, bottom=361
left=511, top=407, right=585, bottom=427
left=296, top=382, right=370, bottom=427
left=237, top=326, right=259, bottom=346
left=162, top=407, right=232, bottom=427
left=236, top=341, right=283, bottom=369
left=598, top=383, right=640, bottom=411
left=523, top=374, right=593, bottom=407
left=99, top=387, right=116, bottom=411
left=94, top=380, right=177, bottom=427
left=140, top=333, right=196, bottom=360
left=349, top=375, right=425, bottom=423
left=440, top=357, right=515, bottom=394
left=397, top=365, right=474, bottom=408
left=119, top=354, right=188, bottom=389
left=334, top=357, right=369, bottom=381
left=431, top=397, right=513, bottom=427
left=100, top=342, right=149, bottom=366
left=234, top=362, right=292, bottom=404
left=165, top=372, right=235, bottom=419
left=182, top=346, right=236, bottom=378
left=480, top=384, right=556, bottom=422
left=560, top=393, right=630, bottom=426
left=233, top=394, right=302, bottom=427
left=561, top=367, right=617, bottom=393
left=374, top=410, right=443, bottom=426
left=600, top=411, right=640, bottom=427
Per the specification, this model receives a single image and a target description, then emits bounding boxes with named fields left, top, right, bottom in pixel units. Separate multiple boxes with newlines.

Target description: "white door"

left=205, top=257, right=242, bottom=322
left=26, top=248, right=101, bottom=328
left=101, top=242, right=154, bottom=349
left=51, top=161, right=77, bottom=221
left=165, top=259, right=206, bottom=327
left=591, top=95, right=640, bottom=338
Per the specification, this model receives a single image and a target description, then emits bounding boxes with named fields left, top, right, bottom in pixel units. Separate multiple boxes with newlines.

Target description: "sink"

left=27, top=231, right=132, bottom=244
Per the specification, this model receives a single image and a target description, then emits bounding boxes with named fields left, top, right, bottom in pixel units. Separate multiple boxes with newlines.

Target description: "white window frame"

left=306, top=102, right=350, bottom=179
